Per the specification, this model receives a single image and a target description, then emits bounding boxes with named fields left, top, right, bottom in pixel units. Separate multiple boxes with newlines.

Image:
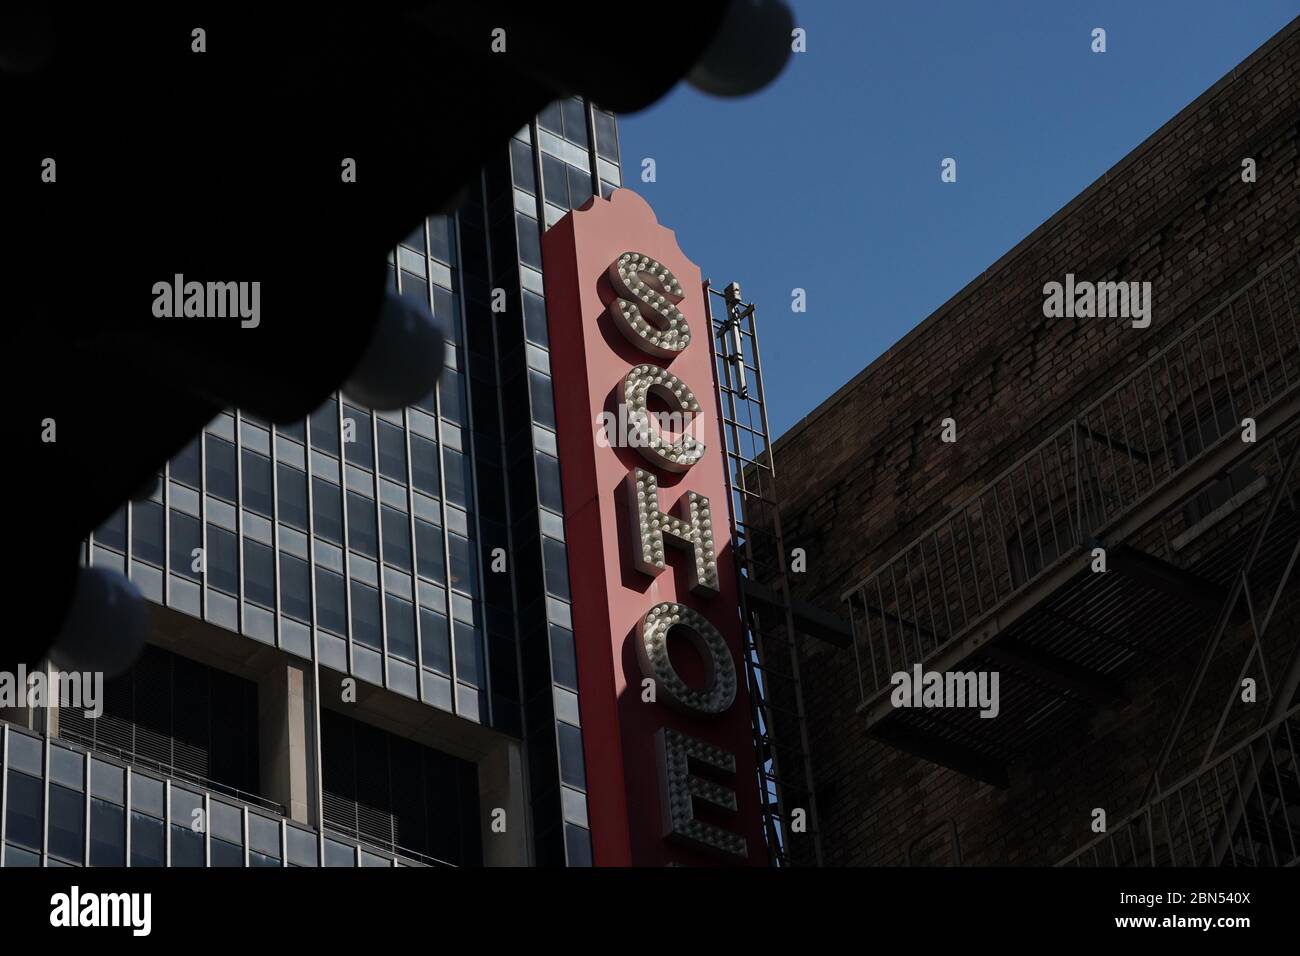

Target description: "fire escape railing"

left=843, top=247, right=1300, bottom=715
left=1057, top=704, right=1299, bottom=867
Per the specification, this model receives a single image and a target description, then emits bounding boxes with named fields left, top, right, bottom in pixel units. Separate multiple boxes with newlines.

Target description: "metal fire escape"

left=840, top=244, right=1300, bottom=843
left=1060, top=433, right=1300, bottom=866
left=705, top=281, right=850, bottom=866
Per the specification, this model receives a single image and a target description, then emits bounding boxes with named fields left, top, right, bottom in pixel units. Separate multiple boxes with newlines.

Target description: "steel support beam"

left=1107, top=544, right=1241, bottom=621
left=871, top=720, right=1010, bottom=789
left=982, top=639, right=1128, bottom=706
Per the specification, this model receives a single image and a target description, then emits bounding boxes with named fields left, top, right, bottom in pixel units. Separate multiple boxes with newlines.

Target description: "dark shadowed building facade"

left=770, top=19, right=1300, bottom=866
left=1, top=98, right=626, bottom=868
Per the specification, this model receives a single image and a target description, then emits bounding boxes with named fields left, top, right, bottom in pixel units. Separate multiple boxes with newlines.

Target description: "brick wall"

left=769, top=18, right=1300, bottom=865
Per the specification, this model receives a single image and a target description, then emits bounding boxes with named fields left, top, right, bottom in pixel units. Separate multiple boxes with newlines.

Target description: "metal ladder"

left=704, top=280, right=824, bottom=866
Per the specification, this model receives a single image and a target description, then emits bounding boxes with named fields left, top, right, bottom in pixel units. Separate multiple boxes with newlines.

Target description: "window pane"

left=414, top=378, right=437, bottom=417
left=444, top=448, right=469, bottom=508
left=91, top=759, right=125, bottom=803
left=350, top=580, right=382, bottom=649
left=510, top=137, right=536, bottom=193
left=516, top=212, right=542, bottom=270
left=280, top=552, right=311, bottom=622
left=381, top=506, right=411, bottom=571
left=440, top=372, right=466, bottom=425
left=243, top=538, right=275, bottom=608
left=449, top=532, right=477, bottom=594
left=132, top=500, right=165, bottom=566
left=434, top=286, right=459, bottom=348
left=454, top=619, right=484, bottom=686
left=401, top=218, right=425, bottom=251
left=419, top=607, right=451, bottom=674
left=205, top=434, right=238, bottom=501
left=130, top=812, right=165, bottom=867
left=171, top=436, right=202, bottom=488
left=523, top=290, right=548, bottom=346
left=543, top=536, right=570, bottom=600
left=8, top=732, right=42, bottom=775
left=567, top=163, right=593, bottom=209
left=542, top=153, right=568, bottom=207
left=561, top=98, right=589, bottom=148
left=536, top=452, right=563, bottom=514
left=415, top=519, right=446, bottom=584
left=539, top=101, right=563, bottom=135
left=550, top=624, right=578, bottom=690
left=401, top=272, right=423, bottom=299
left=96, top=506, right=127, bottom=552
left=170, top=510, right=202, bottom=581
left=131, top=773, right=165, bottom=816
left=171, top=824, right=205, bottom=866
left=211, top=800, right=242, bottom=843
left=347, top=492, right=378, bottom=558
left=4, top=845, right=40, bottom=867
left=558, top=721, right=587, bottom=789
left=312, top=478, right=343, bottom=545
left=171, top=786, right=203, bottom=831
left=48, top=784, right=85, bottom=862
left=249, top=815, right=281, bottom=858
left=277, top=463, right=308, bottom=530
left=315, top=567, right=347, bottom=634
left=428, top=216, right=453, bottom=264
left=242, top=449, right=274, bottom=517
left=207, top=525, right=239, bottom=594
left=411, top=434, right=441, bottom=498
left=5, top=771, right=43, bottom=850
left=211, top=839, right=243, bottom=867
left=386, top=595, right=416, bottom=662
left=594, top=109, right=619, bottom=163
left=565, top=823, right=593, bottom=867
left=342, top=406, right=373, bottom=468
left=377, top=421, right=407, bottom=482
left=90, top=799, right=126, bottom=866
left=287, top=827, right=318, bottom=866
left=529, top=369, right=556, bottom=429
left=310, top=399, right=339, bottom=455
left=324, top=839, right=356, bottom=866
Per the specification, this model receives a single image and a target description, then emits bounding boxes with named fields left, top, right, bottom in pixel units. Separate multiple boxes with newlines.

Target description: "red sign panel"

left=543, top=189, right=766, bottom=866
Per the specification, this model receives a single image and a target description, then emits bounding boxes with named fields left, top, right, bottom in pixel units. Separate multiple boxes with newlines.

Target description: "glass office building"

left=0, top=97, right=624, bottom=868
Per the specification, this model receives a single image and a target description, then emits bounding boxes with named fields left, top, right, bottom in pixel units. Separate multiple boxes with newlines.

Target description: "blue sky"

left=617, top=1, right=1299, bottom=438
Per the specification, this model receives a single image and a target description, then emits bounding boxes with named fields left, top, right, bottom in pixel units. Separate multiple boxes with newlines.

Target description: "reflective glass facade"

left=449, top=100, right=622, bottom=866
left=1, top=723, right=429, bottom=868
left=6, top=97, right=622, bottom=868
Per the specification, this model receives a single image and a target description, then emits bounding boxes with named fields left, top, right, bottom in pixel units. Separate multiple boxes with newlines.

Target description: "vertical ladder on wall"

left=705, top=281, right=824, bottom=867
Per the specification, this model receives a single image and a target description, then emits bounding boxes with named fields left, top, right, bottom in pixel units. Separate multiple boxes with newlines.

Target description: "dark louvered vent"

left=320, top=708, right=482, bottom=865
left=57, top=697, right=96, bottom=743
left=58, top=645, right=259, bottom=799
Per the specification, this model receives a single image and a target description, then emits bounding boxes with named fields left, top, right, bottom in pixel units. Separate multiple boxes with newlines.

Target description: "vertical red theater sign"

left=543, top=189, right=766, bottom=866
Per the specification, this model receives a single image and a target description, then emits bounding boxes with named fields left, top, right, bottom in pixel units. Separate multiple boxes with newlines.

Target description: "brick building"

left=767, top=18, right=1300, bottom=866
